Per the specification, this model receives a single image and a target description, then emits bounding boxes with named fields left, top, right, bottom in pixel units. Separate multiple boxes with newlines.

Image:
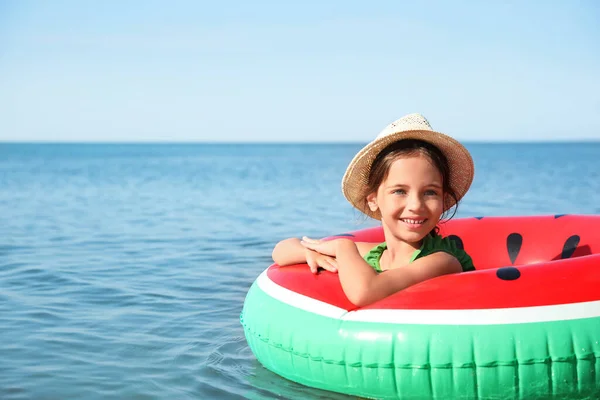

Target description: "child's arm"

left=301, top=238, right=461, bottom=307
left=272, top=238, right=338, bottom=273
left=337, top=240, right=461, bottom=306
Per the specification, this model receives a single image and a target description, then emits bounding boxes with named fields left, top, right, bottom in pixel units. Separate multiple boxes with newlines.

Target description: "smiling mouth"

left=400, top=218, right=427, bottom=225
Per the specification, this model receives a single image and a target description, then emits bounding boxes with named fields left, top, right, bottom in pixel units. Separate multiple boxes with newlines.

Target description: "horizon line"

left=2, top=139, right=600, bottom=145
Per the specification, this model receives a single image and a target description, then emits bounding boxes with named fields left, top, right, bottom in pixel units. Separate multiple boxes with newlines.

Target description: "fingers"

left=301, top=237, right=324, bottom=253
left=301, top=236, right=322, bottom=249
left=300, top=240, right=317, bottom=252
left=302, top=236, right=320, bottom=244
left=305, top=253, right=319, bottom=274
left=306, top=251, right=337, bottom=274
left=318, top=258, right=338, bottom=273
left=304, top=245, right=338, bottom=274
left=311, top=252, right=337, bottom=273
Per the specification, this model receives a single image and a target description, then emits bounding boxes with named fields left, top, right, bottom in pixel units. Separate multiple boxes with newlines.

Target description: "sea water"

left=1, top=142, right=599, bottom=399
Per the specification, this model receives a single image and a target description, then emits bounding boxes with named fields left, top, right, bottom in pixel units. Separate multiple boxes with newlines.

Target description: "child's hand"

left=304, top=248, right=338, bottom=274
left=301, top=236, right=341, bottom=258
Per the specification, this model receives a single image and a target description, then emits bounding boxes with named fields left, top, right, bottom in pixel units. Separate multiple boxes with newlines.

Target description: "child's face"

left=367, top=154, right=444, bottom=246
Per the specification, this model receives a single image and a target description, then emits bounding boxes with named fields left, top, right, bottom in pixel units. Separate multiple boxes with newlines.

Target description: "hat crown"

left=376, top=113, right=433, bottom=140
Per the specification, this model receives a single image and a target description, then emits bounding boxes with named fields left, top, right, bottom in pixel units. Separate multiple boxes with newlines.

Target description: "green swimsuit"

left=363, top=234, right=475, bottom=273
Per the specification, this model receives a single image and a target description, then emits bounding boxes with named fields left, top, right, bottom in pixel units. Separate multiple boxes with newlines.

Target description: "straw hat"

left=341, top=113, right=474, bottom=220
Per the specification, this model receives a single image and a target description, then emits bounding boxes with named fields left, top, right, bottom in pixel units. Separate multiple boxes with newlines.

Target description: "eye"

left=424, top=189, right=440, bottom=196
left=393, top=189, right=407, bottom=195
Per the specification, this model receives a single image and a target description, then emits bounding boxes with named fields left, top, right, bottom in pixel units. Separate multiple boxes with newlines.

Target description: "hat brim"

left=341, top=129, right=474, bottom=220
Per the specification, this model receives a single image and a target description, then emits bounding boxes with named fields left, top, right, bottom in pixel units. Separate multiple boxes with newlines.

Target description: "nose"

left=406, top=192, right=423, bottom=212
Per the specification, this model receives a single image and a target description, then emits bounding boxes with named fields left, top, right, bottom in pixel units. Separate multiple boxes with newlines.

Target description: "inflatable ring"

left=241, top=215, right=600, bottom=399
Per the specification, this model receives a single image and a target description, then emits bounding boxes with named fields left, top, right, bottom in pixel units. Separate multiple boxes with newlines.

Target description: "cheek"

left=387, top=196, right=406, bottom=208
left=426, top=197, right=444, bottom=213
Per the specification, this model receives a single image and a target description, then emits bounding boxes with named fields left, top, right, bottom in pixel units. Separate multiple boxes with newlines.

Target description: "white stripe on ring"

left=257, top=268, right=600, bottom=325
left=256, top=269, right=347, bottom=319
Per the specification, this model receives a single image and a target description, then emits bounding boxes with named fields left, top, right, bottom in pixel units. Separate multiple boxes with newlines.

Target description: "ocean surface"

left=1, top=142, right=600, bottom=400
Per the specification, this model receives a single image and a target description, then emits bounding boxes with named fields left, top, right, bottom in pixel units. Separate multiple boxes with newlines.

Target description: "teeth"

left=402, top=219, right=425, bottom=224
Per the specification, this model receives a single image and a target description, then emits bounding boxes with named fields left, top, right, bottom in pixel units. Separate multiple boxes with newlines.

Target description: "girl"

left=272, top=113, right=475, bottom=307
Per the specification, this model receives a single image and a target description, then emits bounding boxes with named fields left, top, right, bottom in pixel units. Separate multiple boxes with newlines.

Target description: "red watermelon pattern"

left=267, top=215, right=600, bottom=311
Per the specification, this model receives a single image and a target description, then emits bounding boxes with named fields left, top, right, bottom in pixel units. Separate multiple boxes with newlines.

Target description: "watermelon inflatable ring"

left=241, top=215, right=600, bottom=399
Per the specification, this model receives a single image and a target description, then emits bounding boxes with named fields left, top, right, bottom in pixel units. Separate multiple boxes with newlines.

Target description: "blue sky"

left=1, top=0, right=599, bottom=142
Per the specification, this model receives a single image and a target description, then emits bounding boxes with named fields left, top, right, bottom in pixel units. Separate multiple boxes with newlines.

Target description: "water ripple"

left=1, top=143, right=599, bottom=399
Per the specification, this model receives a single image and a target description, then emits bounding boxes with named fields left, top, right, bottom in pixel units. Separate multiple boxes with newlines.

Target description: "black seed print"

left=507, top=233, right=523, bottom=264
left=474, top=216, right=484, bottom=220
left=561, top=235, right=580, bottom=259
left=554, top=214, right=567, bottom=219
left=497, top=266, right=521, bottom=281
